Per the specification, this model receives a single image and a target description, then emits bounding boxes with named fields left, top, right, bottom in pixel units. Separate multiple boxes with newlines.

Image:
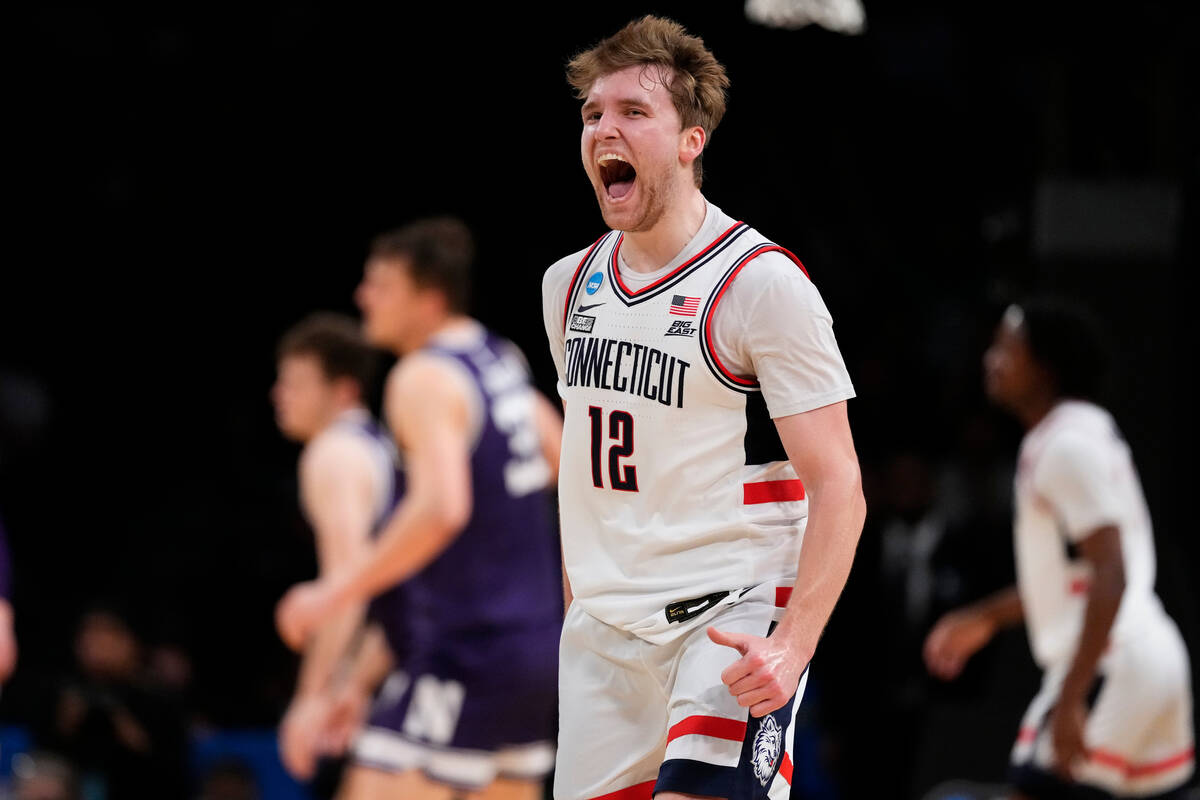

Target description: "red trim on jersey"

left=610, top=222, right=745, bottom=298
left=1089, top=745, right=1194, bottom=777
left=1069, top=578, right=1091, bottom=595
left=776, top=587, right=792, bottom=608
left=587, top=780, right=657, bottom=800
left=563, top=233, right=610, bottom=331
left=666, top=715, right=748, bottom=745
left=779, top=752, right=794, bottom=784
left=703, top=245, right=810, bottom=387
left=1017, top=727, right=1037, bottom=744
left=744, top=479, right=806, bottom=505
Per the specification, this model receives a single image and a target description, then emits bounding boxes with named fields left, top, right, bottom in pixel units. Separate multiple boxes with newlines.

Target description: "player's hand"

left=279, top=694, right=332, bottom=780
left=1049, top=695, right=1088, bottom=779
left=707, top=626, right=808, bottom=718
left=276, top=579, right=337, bottom=651
left=923, top=607, right=995, bottom=680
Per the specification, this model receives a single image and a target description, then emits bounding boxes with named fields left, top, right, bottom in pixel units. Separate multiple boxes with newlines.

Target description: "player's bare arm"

left=710, top=400, right=865, bottom=717
left=276, top=354, right=472, bottom=646
left=532, top=390, right=563, bottom=487
left=279, top=431, right=378, bottom=779
left=1050, top=524, right=1124, bottom=778
left=322, top=623, right=393, bottom=755
left=924, top=585, right=1024, bottom=681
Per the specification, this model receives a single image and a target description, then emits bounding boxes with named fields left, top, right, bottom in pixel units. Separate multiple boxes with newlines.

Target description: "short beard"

left=598, top=166, right=669, bottom=233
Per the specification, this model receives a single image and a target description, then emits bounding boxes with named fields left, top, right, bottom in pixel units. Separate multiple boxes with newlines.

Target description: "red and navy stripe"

left=698, top=242, right=810, bottom=394
left=605, top=222, right=751, bottom=306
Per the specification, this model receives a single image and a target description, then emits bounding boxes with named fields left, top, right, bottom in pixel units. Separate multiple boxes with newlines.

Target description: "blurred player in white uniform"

left=272, top=313, right=402, bottom=791
left=542, top=16, right=865, bottom=800
left=925, top=299, right=1194, bottom=799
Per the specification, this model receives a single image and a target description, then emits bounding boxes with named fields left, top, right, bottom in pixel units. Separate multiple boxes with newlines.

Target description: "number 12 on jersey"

left=588, top=406, right=638, bottom=492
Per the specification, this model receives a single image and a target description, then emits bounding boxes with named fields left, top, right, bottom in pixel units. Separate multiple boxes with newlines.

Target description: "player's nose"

left=595, top=109, right=620, bottom=139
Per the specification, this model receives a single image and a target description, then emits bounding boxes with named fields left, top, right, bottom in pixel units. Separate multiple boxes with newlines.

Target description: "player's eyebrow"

left=581, top=97, right=652, bottom=115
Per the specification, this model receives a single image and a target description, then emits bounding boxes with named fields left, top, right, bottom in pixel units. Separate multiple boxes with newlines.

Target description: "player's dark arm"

left=1049, top=524, right=1124, bottom=777
left=924, top=586, right=1023, bottom=680
left=1061, top=525, right=1124, bottom=702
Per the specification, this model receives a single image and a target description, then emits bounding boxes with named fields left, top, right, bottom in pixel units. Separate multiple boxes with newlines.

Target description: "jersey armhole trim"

left=699, top=244, right=810, bottom=393
left=562, top=232, right=612, bottom=332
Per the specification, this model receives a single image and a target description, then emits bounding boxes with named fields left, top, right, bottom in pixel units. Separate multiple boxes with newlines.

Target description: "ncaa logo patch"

left=751, top=714, right=783, bottom=786
left=585, top=271, right=604, bottom=295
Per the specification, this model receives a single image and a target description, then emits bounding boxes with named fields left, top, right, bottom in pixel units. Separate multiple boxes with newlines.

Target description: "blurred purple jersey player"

left=277, top=218, right=563, bottom=800
left=272, top=313, right=407, bottom=786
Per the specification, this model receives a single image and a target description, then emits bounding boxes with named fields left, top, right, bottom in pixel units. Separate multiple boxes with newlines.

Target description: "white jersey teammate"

left=543, top=16, right=865, bottom=800
left=925, top=301, right=1194, bottom=799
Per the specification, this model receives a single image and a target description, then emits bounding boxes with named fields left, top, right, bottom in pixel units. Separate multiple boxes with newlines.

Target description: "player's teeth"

left=598, top=154, right=628, bottom=164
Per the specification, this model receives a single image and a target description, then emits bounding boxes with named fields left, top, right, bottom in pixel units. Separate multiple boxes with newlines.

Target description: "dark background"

left=2, top=2, right=1196, bottom=797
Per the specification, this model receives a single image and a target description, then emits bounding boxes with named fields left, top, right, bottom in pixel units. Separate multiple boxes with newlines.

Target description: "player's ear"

left=679, top=125, right=705, bottom=167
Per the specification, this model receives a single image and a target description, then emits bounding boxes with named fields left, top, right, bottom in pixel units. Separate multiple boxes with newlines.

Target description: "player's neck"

left=310, top=401, right=367, bottom=442
left=1017, top=392, right=1060, bottom=431
left=402, top=314, right=476, bottom=354
left=620, top=189, right=706, bottom=273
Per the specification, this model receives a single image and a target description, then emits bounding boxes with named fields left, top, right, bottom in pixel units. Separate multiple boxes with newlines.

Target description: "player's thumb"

left=707, top=626, right=750, bottom=654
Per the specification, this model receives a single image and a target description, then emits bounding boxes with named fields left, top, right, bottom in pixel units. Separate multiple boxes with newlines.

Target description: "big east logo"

left=665, top=320, right=695, bottom=337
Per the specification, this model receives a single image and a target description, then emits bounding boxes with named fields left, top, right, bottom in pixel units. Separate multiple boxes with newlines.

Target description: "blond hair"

left=567, top=16, right=730, bottom=187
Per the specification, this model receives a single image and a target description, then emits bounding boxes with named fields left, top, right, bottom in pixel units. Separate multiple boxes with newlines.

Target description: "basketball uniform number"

left=491, top=389, right=551, bottom=498
left=588, top=406, right=638, bottom=492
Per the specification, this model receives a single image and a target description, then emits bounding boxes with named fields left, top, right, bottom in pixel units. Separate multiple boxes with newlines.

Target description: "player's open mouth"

left=598, top=154, right=636, bottom=201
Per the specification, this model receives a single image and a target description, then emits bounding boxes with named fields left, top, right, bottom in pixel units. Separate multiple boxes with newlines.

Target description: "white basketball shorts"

left=1010, top=615, right=1194, bottom=797
left=555, top=581, right=808, bottom=800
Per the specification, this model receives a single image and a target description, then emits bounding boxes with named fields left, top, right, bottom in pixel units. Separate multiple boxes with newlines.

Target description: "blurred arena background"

left=1, top=1, right=1195, bottom=798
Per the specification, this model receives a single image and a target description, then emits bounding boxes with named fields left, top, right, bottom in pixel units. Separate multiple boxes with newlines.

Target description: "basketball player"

left=924, top=300, right=1194, bottom=798
left=271, top=313, right=405, bottom=784
left=276, top=217, right=563, bottom=800
left=542, top=16, right=865, bottom=799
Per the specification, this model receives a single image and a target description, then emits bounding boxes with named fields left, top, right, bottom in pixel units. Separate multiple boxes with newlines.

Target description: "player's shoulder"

left=721, top=231, right=824, bottom=316
left=543, top=235, right=610, bottom=295
left=387, top=349, right=463, bottom=393
left=303, top=422, right=376, bottom=476
left=1036, top=405, right=1117, bottom=473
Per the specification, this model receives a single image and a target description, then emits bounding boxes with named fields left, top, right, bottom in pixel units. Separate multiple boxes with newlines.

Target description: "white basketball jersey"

left=1013, top=400, right=1169, bottom=668
left=553, top=221, right=815, bottom=642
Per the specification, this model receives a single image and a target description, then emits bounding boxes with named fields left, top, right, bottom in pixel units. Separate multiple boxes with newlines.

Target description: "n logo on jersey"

left=665, top=320, right=695, bottom=337
left=585, top=271, right=604, bottom=295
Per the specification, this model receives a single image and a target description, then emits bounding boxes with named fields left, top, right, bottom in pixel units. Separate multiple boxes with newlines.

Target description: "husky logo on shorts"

left=751, top=715, right=782, bottom=786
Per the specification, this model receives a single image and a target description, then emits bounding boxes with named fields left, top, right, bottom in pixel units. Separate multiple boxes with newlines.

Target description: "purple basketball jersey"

left=400, top=329, right=562, bottom=643
left=356, top=329, right=561, bottom=757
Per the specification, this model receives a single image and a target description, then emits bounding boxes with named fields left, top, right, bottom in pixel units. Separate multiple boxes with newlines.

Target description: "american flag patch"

left=669, top=295, right=700, bottom=316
